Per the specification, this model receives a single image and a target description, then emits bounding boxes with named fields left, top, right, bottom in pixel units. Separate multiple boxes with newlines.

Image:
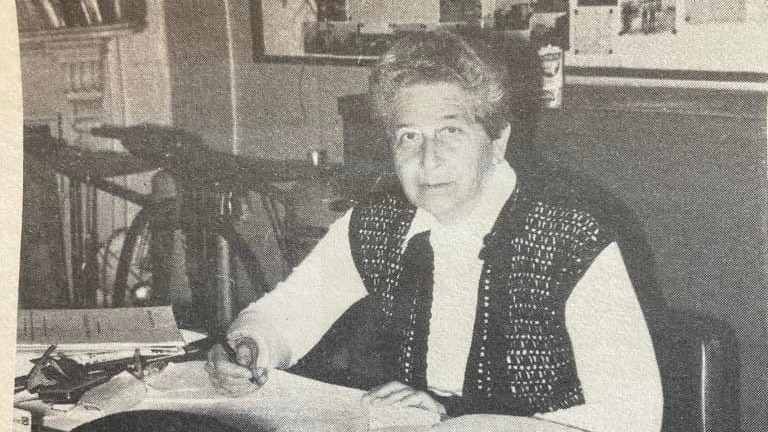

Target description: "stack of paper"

left=16, top=306, right=186, bottom=369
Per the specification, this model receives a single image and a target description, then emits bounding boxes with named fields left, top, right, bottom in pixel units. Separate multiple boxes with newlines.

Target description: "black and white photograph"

left=3, top=1, right=768, bottom=432
left=618, top=0, right=676, bottom=35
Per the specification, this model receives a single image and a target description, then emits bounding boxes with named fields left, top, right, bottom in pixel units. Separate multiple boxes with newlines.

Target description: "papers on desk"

left=78, top=372, right=147, bottom=413
left=143, top=361, right=441, bottom=431
left=16, top=306, right=187, bottom=379
left=14, top=306, right=439, bottom=431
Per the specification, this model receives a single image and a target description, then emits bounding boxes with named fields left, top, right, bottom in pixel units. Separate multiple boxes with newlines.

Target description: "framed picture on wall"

left=250, top=0, right=556, bottom=65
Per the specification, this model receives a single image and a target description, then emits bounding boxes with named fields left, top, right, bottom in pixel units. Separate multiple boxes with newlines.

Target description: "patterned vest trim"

left=348, top=179, right=615, bottom=416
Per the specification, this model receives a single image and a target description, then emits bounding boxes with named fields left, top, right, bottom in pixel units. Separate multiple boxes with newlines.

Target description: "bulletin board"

left=566, top=0, right=767, bottom=77
left=251, top=0, right=768, bottom=77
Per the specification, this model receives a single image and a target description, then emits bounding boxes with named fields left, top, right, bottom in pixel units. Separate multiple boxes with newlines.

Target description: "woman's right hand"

left=205, top=337, right=268, bottom=396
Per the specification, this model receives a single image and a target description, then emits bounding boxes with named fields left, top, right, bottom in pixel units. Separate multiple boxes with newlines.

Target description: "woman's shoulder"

left=349, top=184, right=415, bottom=218
left=347, top=187, right=416, bottom=243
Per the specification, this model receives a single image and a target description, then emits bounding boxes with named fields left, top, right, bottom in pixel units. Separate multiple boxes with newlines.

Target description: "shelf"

left=19, top=22, right=143, bottom=46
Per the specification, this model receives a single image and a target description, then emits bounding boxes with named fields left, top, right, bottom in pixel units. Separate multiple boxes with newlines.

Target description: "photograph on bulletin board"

left=618, top=0, right=677, bottom=35
left=440, top=0, right=532, bottom=31
left=440, top=0, right=570, bottom=49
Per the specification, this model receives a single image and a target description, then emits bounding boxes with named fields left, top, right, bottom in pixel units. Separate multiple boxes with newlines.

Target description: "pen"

left=217, top=336, right=258, bottom=384
left=40, top=344, right=58, bottom=360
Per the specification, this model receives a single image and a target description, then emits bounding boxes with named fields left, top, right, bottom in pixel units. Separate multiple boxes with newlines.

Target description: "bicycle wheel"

left=113, top=194, right=274, bottom=331
left=113, top=199, right=178, bottom=307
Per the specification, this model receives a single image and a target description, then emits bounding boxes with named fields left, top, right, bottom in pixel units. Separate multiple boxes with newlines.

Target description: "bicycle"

left=92, top=124, right=342, bottom=334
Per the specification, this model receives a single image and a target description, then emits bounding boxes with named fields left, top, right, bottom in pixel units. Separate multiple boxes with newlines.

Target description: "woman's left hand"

left=363, top=381, right=446, bottom=415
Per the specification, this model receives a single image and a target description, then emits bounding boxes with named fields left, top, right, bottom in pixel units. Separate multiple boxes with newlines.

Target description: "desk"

left=15, top=362, right=587, bottom=432
left=16, top=361, right=425, bottom=432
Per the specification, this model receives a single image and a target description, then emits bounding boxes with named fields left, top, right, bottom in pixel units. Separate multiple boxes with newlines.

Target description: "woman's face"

left=390, top=82, right=509, bottom=224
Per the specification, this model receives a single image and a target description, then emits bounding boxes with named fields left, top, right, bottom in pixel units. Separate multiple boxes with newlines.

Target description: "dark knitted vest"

left=348, top=178, right=615, bottom=416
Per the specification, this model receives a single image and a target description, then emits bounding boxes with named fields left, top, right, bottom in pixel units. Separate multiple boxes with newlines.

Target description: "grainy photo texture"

left=8, top=1, right=767, bottom=432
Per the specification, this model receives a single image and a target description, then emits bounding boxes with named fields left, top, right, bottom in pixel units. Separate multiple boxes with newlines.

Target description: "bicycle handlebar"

left=92, top=124, right=325, bottom=188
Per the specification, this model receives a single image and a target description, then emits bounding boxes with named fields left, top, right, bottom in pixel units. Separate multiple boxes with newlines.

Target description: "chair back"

left=659, top=308, right=740, bottom=432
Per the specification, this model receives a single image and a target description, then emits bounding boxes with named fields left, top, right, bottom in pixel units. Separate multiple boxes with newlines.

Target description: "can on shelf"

left=538, top=44, right=564, bottom=109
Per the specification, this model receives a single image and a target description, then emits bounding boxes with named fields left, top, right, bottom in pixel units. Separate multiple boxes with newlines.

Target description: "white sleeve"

left=227, top=210, right=368, bottom=369
left=535, top=242, right=663, bottom=432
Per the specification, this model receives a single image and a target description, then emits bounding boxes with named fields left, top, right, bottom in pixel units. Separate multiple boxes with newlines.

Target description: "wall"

left=21, top=0, right=172, bottom=142
left=119, top=0, right=174, bottom=129
left=228, top=0, right=369, bottom=161
left=162, top=0, right=235, bottom=153
left=20, top=0, right=173, bottom=229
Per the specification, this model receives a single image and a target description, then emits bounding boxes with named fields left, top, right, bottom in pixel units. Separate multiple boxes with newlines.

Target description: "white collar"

left=406, top=160, right=517, bottom=243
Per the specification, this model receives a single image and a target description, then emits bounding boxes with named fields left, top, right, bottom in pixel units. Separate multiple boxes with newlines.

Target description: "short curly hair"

left=368, top=30, right=542, bottom=142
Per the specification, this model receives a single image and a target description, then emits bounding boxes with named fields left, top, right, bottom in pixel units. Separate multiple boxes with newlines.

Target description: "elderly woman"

left=207, top=31, right=662, bottom=431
